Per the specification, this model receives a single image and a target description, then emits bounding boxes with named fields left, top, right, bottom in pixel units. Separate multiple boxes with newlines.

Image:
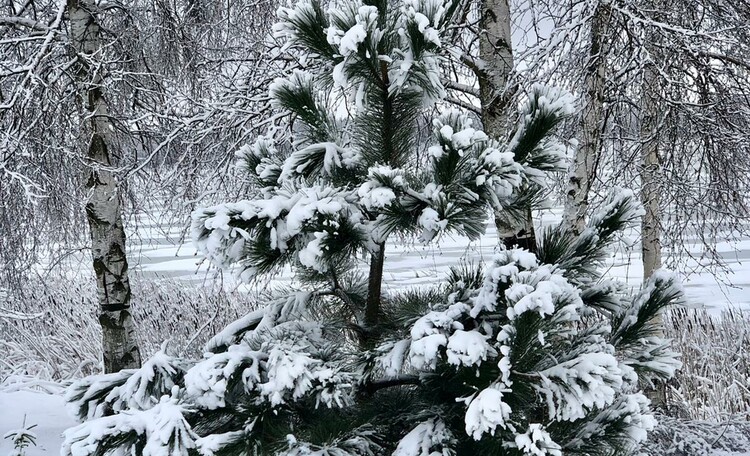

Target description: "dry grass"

left=664, top=307, right=750, bottom=421
left=2, top=273, right=749, bottom=430
left=0, top=273, right=253, bottom=388
left=642, top=414, right=750, bottom=456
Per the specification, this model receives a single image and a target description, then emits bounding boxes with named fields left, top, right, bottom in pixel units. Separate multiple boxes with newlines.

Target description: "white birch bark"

left=640, top=16, right=666, bottom=407
left=477, top=0, right=536, bottom=251
left=640, top=62, right=665, bottom=408
left=478, top=0, right=513, bottom=136
left=68, top=0, right=142, bottom=372
left=562, top=1, right=612, bottom=235
left=640, top=60, right=662, bottom=280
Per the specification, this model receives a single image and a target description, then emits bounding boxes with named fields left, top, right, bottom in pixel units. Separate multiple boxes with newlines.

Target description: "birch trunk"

left=477, top=0, right=534, bottom=250
left=640, top=19, right=666, bottom=407
left=69, top=0, right=142, bottom=372
left=640, top=64, right=662, bottom=280
left=562, top=1, right=612, bottom=235
left=640, top=65, right=665, bottom=407
left=478, top=0, right=513, bottom=136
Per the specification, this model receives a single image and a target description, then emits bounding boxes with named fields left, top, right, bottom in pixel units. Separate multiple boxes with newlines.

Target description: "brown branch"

left=445, top=96, right=481, bottom=114
left=366, top=375, right=421, bottom=392
left=695, top=50, right=750, bottom=72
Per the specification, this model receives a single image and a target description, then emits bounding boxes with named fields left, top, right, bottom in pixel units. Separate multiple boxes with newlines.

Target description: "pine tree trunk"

left=477, top=0, right=533, bottom=250
left=364, top=242, right=386, bottom=345
left=495, top=206, right=536, bottom=251
left=69, top=0, right=142, bottom=373
left=562, top=2, right=612, bottom=235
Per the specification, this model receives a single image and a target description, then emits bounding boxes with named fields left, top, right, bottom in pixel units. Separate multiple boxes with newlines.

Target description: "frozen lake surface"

left=131, top=208, right=750, bottom=313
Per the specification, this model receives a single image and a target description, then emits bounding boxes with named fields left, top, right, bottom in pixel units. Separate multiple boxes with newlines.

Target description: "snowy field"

left=2, top=208, right=749, bottom=455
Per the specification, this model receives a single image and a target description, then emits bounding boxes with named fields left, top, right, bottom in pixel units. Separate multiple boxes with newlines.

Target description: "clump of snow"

left=514, top=424, right=562, bottom=456
left=184, top=344, right=264, bottom=410
left=377, top=339, right=411, bottom=377
left=470, top=249, right=540, bottom=317
left=533, top=84, right=576, bottom=117
left=427, top=145, right=444, bottom=159
left=446, top=329, right=495, bottom=367
left=393, top=418, right=453, bottom=456
left=65, top=370, right=132, bottom=421
left=192, top=186, right=361, bottom=277
left=187, top=325, right=354, bottom=411
left=450, top=127, right=487, bottom=150
left=504, top=265, right=580, bottom=320
left=439, top=125, right=453, bottom=142
left=297, top=231, right=330, bottom=273
left=409, top=332, right=448, bottom=370
left=196, top=430, right=246, bottom=456
left=388, top=0, right=449, bottom=102
left=111, top=350, right=183, bottom=412
left=325, top=4, right=380, bottom=88
left=475, top=146, right=524, bottom=201
left=234, top=134, right=282, bottom=187
left=408, top=302, right=469, bottom=369
left=62, top=395, right=198, bottom=456
left=536, top=353, right=623, bottom=422
left=327, top=5, right=379, bottom=57
left=417, top=207, right=448, bottom=243
left=464, top=385, right=512, bottom=440
left=360, top=184, right=397, bottom=209
left=401, top=0, right=445, bottom=47
left=281, top=142, right=360, bottom=179
left=357, top=166, right=406, bottom=211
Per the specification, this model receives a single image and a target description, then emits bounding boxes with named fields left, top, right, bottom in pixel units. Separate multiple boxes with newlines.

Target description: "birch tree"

left=477, top=0, right=514, bottom=136
left=471, top=0, right=571, bottom=251
left=561, top=1, right=612, bottom=236
left=477, top=0, right=538, bottom=251
left=639, top=42, right=662, bottom=280
left=620, top=0, right=750, bottom=277
left=1, top=0, right=283, bottom=371
left=521, top=0, right=750, bottom=277
left=68, top=0, right=142, bottom=372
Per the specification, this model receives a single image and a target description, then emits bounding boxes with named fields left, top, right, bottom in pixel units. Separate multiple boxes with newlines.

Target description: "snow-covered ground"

left=0, top=390, right=76, bottom=455
left=2, top=208, right=748, bottom=455
left=2, top=390, right=749, bottom=456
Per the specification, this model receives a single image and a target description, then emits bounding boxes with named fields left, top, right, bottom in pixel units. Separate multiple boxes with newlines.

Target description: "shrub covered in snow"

left=60, top=1, right=683, bottom=455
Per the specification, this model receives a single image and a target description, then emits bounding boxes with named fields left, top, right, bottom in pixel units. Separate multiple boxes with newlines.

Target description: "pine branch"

left=366, top=374, right=421, bottom=392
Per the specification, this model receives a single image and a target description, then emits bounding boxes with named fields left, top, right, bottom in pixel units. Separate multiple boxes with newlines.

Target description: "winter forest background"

left=1, top=0, right=749, bottom=455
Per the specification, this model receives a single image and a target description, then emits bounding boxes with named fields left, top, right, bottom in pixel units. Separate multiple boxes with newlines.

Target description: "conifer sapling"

left=61, top=1, right=683, bottom=455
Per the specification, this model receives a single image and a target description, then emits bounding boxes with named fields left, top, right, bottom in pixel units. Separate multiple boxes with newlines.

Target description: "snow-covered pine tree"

left=61, top=1, right=683, bottom=455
